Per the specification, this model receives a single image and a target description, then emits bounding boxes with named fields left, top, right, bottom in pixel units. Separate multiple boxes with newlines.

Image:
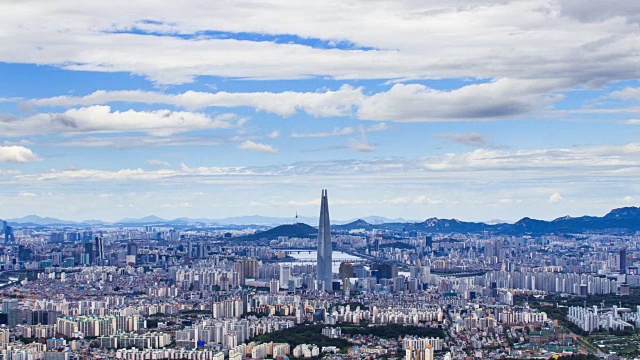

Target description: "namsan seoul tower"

left=317, top=189, right=333, bottom=291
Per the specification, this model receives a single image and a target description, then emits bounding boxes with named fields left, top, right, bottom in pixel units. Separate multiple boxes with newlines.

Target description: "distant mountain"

left=604, top=207, right=640, bottom=219
left=4, top=207, right=640, bottom=235
left=236, top=222, right=317, bottom=241
left=215, top=215, right=317, bottom=226
left=333, top=207, right=640, bottom=235
left=81, top=219, right=107, bottom=225
left=334, top=219, right=376, bottom=231
left=115, top=215, right=167, bottom=224
left=485, top=219, right=512, bottom=225
left=1, top=214, right=416, bottom=227
left=173, top=217, right=215, bottom=224
left=5, top=215, right=77, bottom=225
left=347, top=216, right=416, bottom=225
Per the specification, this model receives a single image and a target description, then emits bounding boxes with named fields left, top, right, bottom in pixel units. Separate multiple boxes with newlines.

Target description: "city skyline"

left=2, top=2, right=640, bottom=359
left=1, top=1, right=640, bottom=222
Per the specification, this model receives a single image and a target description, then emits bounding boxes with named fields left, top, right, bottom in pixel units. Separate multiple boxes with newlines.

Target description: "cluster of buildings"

left=0, top=191, right=639, bottom=360
left=567, top=305, right=635, bottom=332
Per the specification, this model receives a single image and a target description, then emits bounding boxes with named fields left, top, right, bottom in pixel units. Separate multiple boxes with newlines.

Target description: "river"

left=284, top=250, right=363, bottom=273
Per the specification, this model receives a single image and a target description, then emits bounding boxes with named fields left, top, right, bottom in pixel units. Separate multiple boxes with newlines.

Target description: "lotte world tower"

left=317, top=189, right=333, bottom=291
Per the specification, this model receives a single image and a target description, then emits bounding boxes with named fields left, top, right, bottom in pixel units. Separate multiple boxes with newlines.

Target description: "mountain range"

left=0, top=214, right=413, bottom=227
left=2, top=207, right=640, bottom=236
left=332, top=207, right=640, bottom=235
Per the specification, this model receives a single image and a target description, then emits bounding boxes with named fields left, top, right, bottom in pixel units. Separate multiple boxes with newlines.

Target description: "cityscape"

left=1, top=190, right=640, bottom=360
left=2, top=1, right=640, bottom=360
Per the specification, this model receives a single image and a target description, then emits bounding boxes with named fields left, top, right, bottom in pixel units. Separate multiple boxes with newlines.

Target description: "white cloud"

left=5, top=140, right=640, bottom=188
left=358, top=79, right=566, bottom=122
left=414, top=196, right=443, bottom=205
left=610, top=87, right=640, bottom=100
left=0, top=146, right=38, bottom=163
left=292, top=127, right=356, bottom=138
left=0, top=0, right=638, bottom=88
left=147, top=160, right=171, bottom=167
left=4, top=138, right=640, bottom=221
left=28, top=85, right=364, bottom=117
left=422, top=143, right=640, bottom=171
left=349, top=138, right=375, bottom=152
left=0, top=0, right=635, bottom=138
left=47, top=135, right=225, bottom=148
left=238, top=140, right=279, bottom=154
left=2, top=140, right=33, bottom=146
left=17, top=192, right=37, bottom=197
left=291, top=123, right=388, bottom=138
left=388, top=197, right=410, bottom=205
left=435, top=132, right=488, bottom=147
left=0, top=106, right=239, bottom=137
left=161, top=202, right=193, bottom=208
left=623, top=196, right=635, bottom=203
left=10, top=141, right=640, bottom=184
left=549, top=192, right=564, bottom=204
left=348, top=128, right=376, bottom=152
left=26, top=78, right=566, bottom=123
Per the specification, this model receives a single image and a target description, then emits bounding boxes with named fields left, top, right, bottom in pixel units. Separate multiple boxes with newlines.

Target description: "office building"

left=2, top=221, right=13, bottom=243
left=126, top=242, right=138, bottom=256
left=83, top=242, right=95, bottom=265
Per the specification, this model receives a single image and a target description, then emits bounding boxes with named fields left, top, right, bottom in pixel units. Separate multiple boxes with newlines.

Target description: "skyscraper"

left=2, top=221, right=13, bottom=244
left=620, top=247, right=627, bottom=275
left=2, top=221, right=7, bottom=243
left=95, top=236, right=104, bottom=261
left=83, top=241, right=95, bottom=265
left=317, top=189, right=332, bottom=291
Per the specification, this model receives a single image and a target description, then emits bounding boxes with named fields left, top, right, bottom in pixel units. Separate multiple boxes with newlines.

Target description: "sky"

left=0, top=0, right=640, bottom=222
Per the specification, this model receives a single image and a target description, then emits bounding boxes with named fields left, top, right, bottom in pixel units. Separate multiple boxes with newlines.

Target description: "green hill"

left=237, top=223, right=317, bottom=241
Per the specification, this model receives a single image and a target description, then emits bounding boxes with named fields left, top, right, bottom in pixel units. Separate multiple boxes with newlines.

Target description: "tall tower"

left=317, top=189, right=333, bottom=291
left=620, top=247, right=627, bottom=275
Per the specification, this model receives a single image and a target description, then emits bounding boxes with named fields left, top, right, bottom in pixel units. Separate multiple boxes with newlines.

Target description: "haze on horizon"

left=1, top=1, right=640, bottom=222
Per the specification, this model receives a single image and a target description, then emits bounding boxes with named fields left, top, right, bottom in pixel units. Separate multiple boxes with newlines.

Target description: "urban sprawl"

left=0, top=191, right=638, bottom=360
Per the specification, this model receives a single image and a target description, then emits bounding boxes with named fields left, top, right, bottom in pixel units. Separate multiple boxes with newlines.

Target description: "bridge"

left=280, top=258, right=368, bottom=264
left=278, top=248, right=316, bottom=254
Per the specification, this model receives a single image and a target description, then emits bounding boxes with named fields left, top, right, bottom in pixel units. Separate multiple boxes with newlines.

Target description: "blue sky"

left=0, top=0, right=640, bottom=222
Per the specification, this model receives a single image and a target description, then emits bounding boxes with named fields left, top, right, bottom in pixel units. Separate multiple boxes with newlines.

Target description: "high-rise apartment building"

left=95, top=236, right=104, bottom=261
left=235, top=259, right=260, bottom=285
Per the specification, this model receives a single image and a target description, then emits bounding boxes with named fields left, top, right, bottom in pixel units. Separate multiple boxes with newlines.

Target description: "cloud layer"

left=0, top=0, right=638, bottom=86
left=0, top=106, right=239, bottom=137
left=25, top=79, right=564, bottom=123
